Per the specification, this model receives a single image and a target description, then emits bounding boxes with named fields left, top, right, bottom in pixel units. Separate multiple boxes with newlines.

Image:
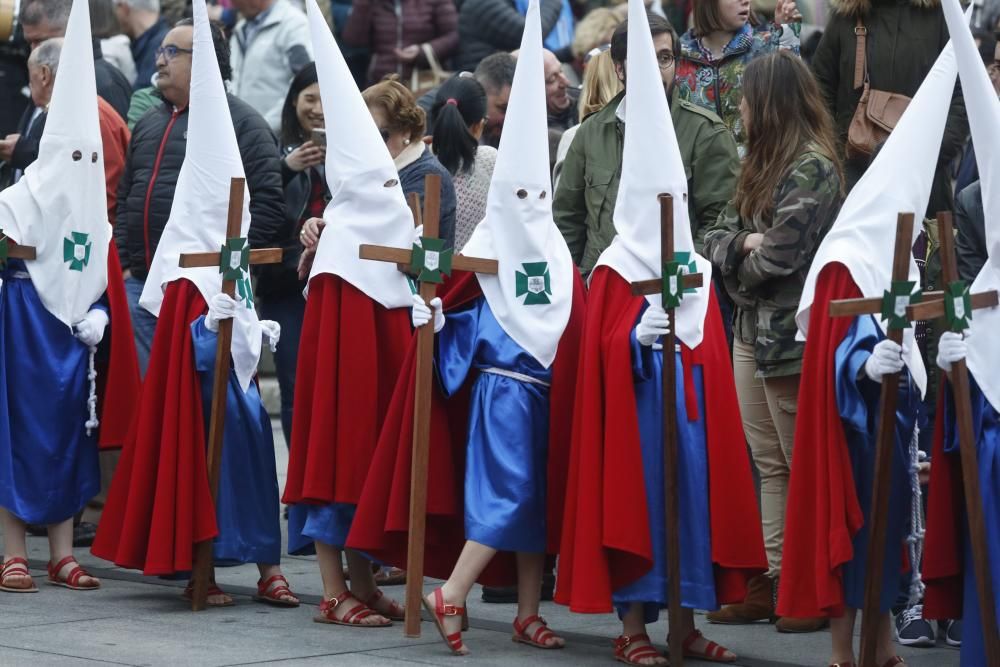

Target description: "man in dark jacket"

left=19, top=0, right=132, bottom=119
left=456, top=0, right=565, bottom=72
left=955, top=181, right=988, bottom=283
left=811, top=0, right=967, bottom=215
left=115, top=0, right=170, bottom=90
left=114, top=18, right=285, bottom=373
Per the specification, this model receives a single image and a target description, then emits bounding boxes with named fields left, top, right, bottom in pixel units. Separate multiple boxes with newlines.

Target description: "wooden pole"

left=936, top=213, right=1000, bottom=664
left=858, top=213, right=914, bottom=667
left=191, top=178, right=245, bottom=612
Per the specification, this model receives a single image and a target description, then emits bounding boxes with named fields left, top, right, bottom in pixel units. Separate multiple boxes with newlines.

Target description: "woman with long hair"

left=427, top=75, right=496, bottom=251
left=703, top=50, right=843, bottom=633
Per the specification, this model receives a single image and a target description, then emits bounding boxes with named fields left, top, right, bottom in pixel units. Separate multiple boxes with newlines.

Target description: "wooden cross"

left=177, top=177, right=283, bottom=612
left=628, top=194, right=703, bottom=667
left=0, top=230, right=37, bottom=267
left=904, top=212, right=1000, bottom=665
left=358, top=174, right=498, bottom=637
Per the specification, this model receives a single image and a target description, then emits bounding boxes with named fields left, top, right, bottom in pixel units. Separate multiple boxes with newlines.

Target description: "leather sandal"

left=364, top=589, right=405, bottom=621
left=613, top=633, right=666, bottom=666
left=47, top=556, right=99, bottom=590
left=252, top=574, right=300, bottom=607
left=422, top=587, right=468, bottom=655
left=512, top=614, right=564, bottom=649
left=181, top=580, right=235, bottom=607
left=680, top=629, right=735, bottom=663
left=1, top=558, right=38, bottom=593
left=314, top=590, right=391, bottom=627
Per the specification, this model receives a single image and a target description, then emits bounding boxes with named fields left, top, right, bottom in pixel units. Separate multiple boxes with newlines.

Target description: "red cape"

left=777, top=262, right=866, bottom=618
left=282, top=273, right=412, bottom=505
left=96, top=243, right=141, bottom=449
left=922, top=388, right=964, bottom=619
left=98, top=97, right=130, bottom=225
left=346, top=270, right=586, bottom=585
left=92, top=279, right=217, bottom=575
left=554, top=267, right=765, bottom=613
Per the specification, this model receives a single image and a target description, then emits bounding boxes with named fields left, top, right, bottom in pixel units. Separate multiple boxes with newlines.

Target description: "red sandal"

left=613, top=633, right=666, bottom=666
left=252, top=574, right=300, bottom=607
left=364, top=589, right=405, bottom=621
left=314, top=590, right=391, bottom=627
left=1, top=558, right=38, bottom=593
left=680, top=629, right=736, bottom=663
left=422, top=587, right=468, bottom=655
left=512, top=614, right=565, bottom=649
left=47, top=556, right=99, bottom=591
left=181, top=581, right=235, bottom=607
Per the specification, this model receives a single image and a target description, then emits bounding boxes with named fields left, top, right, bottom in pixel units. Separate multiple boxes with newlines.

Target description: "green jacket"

left=703, top=150, right=842, bottom=378
left=553, top=90, right=740, bottom=274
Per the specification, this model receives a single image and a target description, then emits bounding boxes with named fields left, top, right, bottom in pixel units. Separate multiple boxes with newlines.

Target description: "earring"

left=404, top=139, right=411, bottom=145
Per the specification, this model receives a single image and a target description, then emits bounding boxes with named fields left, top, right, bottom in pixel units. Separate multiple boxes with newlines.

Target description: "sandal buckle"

left=442, top=603, right=460, bottom=616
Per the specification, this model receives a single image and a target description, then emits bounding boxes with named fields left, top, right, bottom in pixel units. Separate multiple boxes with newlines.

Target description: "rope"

left=906, top=422, right=926, bottom=604
left=85, top=345, right=100, bottom=436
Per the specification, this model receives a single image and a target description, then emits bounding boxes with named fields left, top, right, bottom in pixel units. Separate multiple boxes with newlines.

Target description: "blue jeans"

left=124, top=276, right=158, bottom=377
left=259, top=290, right=306, bottom=447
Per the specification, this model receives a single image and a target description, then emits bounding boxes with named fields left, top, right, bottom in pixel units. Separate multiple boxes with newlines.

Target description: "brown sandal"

left=314, top=591, right=391, bottom=627
left=512, top=614, right=565, bottom=649
left=252, top=574, right=300, bottom=607
left=364, top=589, right=405, bottom=621
left=1, top=558, right=38, bottom=593
left=613, top=633, right=666, bottom=666
left=47, top=556, right=99, bottom=590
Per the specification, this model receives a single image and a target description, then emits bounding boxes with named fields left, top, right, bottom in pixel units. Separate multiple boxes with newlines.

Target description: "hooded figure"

left=923, top=1, right=1000, bottom=663
left=92, top=0, right=299, bottom=609
left=554, top=0, right=766, bottom=662
left=279, top=0, right=415, bottom=628
left=346, top=0, right=586, bottom=654
left=777, top=17, right=962, bottom=664
left=0, top=0, right=138, bottom=594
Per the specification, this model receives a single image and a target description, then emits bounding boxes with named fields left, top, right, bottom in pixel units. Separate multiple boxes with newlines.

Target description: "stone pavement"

left=0, top=422, right=961, bottom=667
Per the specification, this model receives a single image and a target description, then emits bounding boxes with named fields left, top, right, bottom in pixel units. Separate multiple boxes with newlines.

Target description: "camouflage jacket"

left=703, top=149, right=843, bottom=377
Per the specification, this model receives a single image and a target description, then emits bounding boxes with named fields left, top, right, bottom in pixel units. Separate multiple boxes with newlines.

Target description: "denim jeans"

left=124, top=276, right=158, bottom=377
left=259, top=290, right=306, bottom=447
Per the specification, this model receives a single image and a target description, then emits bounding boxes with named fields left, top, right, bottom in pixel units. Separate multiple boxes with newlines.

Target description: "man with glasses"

left=553, top=12, right=739, bottom=275
left=113, top=18, right=285, bottom=373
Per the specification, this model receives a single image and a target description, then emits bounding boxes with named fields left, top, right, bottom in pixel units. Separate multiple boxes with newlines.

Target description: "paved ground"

left=0, top=421, right=961, bottom=667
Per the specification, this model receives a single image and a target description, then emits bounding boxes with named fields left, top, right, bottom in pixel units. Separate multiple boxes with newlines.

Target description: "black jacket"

left=955, top=181, right=987, bottom=283
left=455, top=0, right=564, bottom=72
left=0, top=105, right=45, bottom=189
left=94, top=39, right=132, bottom=121
left=114, top=94, right=286, bottom=279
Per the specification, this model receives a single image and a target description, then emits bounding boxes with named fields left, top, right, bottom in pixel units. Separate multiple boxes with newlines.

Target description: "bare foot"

left=258, top=574, right=299, bottom=606
left=363, top=588, right=404, bottom=620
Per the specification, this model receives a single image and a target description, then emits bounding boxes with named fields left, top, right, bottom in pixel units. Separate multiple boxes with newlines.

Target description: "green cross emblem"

left=661, top=251, right=697, bottom=309
left=0, top=229, right=8, bottom=270
left=880, top=280, right=922, bottom=330
left=943, top=280, right=973, bottom=332
left=411, top=237, right=453, bottom=284
left=515, top=262, right=551, bottom=305
left=63, top=231, right=92, bottom=272
left=218, top=237, right=254, bottom=308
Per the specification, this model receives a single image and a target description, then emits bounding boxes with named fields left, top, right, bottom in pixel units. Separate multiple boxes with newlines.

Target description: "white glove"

left=411, top=294, right=445, bottom=332
left=412, top=224, right=424, bottom=247
left=636, top=305, right=670, bottom=347
left=936, top=330, right=968, bottom=373
left=864, top=339, right=906, bottom=383
left=73, top=309, right=109, bottom=347
left=260, top=319, right=281, bottom=353
left=205, top=293, right=238, bottom=332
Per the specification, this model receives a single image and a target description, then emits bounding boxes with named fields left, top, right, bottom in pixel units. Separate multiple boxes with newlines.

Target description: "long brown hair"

left=735, top=51, right=843, bottom=220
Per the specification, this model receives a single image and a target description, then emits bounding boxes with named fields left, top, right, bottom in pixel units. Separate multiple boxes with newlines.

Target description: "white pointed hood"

left=795, top=20, right=967, bottom=398
left=941, top=0, right=1000, bottom=412
left=460, top=0, right=574, bottom=368
left=139, top=0, right=261, bottom=391
left=0, top=0, right=110, bottom=328
left=592, top=0, right=712, bottom=349
left=303, top=0, right=414, bottom=308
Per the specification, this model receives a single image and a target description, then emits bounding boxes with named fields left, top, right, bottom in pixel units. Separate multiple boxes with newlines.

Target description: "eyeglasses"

left=656, top=52, right=676, bottom=69
left=156, top=44, right=194, bottom=62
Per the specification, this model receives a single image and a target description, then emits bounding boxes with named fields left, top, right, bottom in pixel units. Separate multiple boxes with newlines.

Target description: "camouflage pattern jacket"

left=703, top=149, right=842, bottom=378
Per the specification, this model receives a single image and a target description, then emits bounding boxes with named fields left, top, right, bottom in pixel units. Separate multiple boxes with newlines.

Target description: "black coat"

left=113, top=94, right=287, bottom=279
left=955, top=181, right=987, bottom=284
left=455, top=0, right=564, bottom=72
left=93, top=39, right=132, bottom=121
left=0, top=105, right=45, bottom=189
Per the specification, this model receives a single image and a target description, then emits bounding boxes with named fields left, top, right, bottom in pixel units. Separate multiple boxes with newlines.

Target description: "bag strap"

left=421, top=43, right=445, bottom=82
left=853, top=18, right=868, bottom=90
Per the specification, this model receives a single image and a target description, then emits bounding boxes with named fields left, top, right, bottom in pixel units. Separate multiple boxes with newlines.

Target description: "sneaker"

left=941, top=619, right=962, bottom=647
left=895, top=604, right=936, bottom=647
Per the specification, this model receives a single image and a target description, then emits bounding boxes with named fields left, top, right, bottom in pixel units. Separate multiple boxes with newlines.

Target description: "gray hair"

left=20, top=0, right=72, bottom=28
left=28, top=36, right=63, bottom=75
left=118, top=0, right=160, bottom=13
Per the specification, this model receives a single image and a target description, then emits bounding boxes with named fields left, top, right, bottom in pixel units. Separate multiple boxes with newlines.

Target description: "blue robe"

left=611, top=303, right=716, bottom=623
left=436, top=296, right=550, bottom=554
left=835, top=316, right=919, bottom=612
left=943, top=379, right=1000, bottom=666
left=191, top=316, right=281, bottom=565
left=0, top=259, right=102, bottom=525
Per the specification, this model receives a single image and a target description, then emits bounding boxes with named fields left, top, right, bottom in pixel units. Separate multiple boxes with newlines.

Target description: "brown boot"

left=706, top=574, right=776, bottom=624
left=775, top=616, right=829, bottom=633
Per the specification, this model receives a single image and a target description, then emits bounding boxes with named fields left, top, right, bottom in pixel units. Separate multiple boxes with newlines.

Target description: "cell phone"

left=310, top=128, right=327, bottom=147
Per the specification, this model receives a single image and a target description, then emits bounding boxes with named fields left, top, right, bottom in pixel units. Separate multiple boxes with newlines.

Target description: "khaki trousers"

left=732, top=339, right=800, bottom=577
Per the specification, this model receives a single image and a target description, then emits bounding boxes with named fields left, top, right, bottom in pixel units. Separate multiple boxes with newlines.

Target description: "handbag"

left=409, top=43, right=451, bottom=96
left=846, top=19, right=912, bottom=160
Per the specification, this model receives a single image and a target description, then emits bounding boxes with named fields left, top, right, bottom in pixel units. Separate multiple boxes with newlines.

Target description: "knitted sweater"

left=452, top=146, right=497, bottom=251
